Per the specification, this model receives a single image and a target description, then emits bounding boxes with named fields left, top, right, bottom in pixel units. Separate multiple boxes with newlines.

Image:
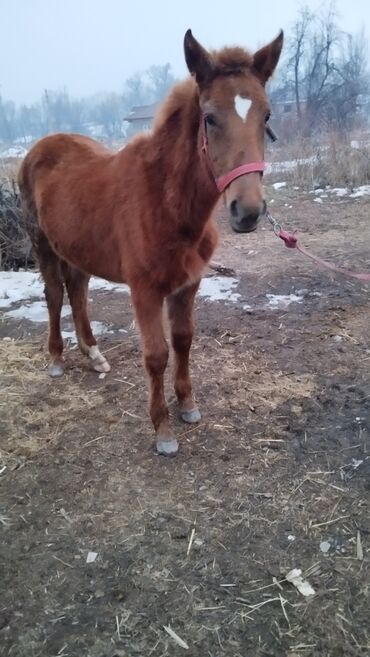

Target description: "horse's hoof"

left=48, top=362, right=64, bottom=378
left=156, top=438, right=179, bottom=456
left=92, top=359, right=111, bottom=373
left=181, top=408, right=201, bottom=424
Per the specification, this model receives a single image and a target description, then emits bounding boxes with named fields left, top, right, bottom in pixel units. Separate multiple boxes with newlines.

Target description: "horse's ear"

left=184, top=29, right=215, bottom=86
left=252, top=31, right=284, bottom=85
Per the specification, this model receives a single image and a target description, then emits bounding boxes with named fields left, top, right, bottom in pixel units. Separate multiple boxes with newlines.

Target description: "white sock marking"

left=89, top=345, right=105, bottom=363
left=234, top=95, right=252, bottom=122
left=88, top=344, right=110, bottom=372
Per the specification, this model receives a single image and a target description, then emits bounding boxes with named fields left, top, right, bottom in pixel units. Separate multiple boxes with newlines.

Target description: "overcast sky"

left=1, top=0, right=369, bottom=103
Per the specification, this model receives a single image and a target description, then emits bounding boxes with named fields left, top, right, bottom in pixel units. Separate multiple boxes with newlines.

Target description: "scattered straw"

left=186, top=528, right=195, bottom=557
left=163, top=625, right=189, bottom=650
left=356, top=531, right=363, bottom=561
left=279, top=593, right=290, bottom=627
left=310, top=515, right=350, bottom=529
left=52, top=555, right=74, bottom=569
left=116, top=615, right=121, bottom=641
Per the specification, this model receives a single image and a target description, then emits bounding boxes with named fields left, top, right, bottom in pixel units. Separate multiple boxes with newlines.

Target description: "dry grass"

left=268, top=131, right=370, bottom=189
left=0, top=339, right=106, bottom=465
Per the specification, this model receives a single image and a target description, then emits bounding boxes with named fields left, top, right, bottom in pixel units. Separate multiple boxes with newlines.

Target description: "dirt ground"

left=1, top=186, right=370, bottom=657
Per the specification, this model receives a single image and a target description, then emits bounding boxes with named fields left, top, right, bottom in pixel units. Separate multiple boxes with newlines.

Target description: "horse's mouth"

left=231, top=220, right=259, bottom=233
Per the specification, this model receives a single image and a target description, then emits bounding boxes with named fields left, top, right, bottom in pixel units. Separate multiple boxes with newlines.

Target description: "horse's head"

left=184, top=30, right=283, bottom=233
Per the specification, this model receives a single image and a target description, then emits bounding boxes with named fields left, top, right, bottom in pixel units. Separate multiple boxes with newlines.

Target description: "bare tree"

left=147, top=64, right=177, bottom=101
left=274, top=2, right=370, bottom=136
left=288, top=6, right=312, bottom=120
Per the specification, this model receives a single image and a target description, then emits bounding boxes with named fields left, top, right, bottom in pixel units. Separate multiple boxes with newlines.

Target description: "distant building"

left=272, top=98, right=308, bottom=116
left=123, top=103, right=160, bottom=135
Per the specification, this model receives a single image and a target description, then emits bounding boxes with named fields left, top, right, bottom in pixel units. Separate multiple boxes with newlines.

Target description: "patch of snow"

left=320, top=185, right=370, bottom=198
left=267, top=156, right=316, bottom=175
left=5, top=301, right=71, bottom=323
left=329, top=187, right=348, bottom=197
left=0, top=271, right=130, bottom=309
left=266, top=293, right=304, bottom=308
left=351, top=140, right=359, bottom=149
left=349, top=185, right=370, bottom=198
left=272, top=181, right=286, bottom=190
left=62, top=321, right=108, bottom=344
left=89, top=278, right=130, bottom=294
left=0, top=271, right=43, bottom=308
left=198, top=276, right=240, bottom=302
left=314, top=197, right=323, bottom=203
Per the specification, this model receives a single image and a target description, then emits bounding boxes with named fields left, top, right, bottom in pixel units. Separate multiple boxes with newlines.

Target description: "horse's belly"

left=45, top=222, right=126, bottom=284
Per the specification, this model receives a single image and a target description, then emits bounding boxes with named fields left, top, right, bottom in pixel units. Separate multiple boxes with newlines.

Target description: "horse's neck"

left=152, top=92, right=219, bottom=236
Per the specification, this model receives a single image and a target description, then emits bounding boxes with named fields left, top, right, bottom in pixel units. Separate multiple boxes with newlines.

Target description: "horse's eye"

left=265, top=111, right=271, bottom=124
left=205, top=114, right=217, bottom=128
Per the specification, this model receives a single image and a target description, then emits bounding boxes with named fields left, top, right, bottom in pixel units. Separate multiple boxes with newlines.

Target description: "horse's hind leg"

left=167, top=281, right=201, bottom=424
left=37, top=238, right=65, bottom=378
left=63, top=266, right=110, bottom=373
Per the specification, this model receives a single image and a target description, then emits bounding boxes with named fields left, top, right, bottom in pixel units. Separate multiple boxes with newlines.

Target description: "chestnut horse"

left=19, top=30, right=283, bottom=455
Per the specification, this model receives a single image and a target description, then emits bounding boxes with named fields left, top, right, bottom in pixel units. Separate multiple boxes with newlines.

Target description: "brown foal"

left=19, top=30, right=283, bottom=454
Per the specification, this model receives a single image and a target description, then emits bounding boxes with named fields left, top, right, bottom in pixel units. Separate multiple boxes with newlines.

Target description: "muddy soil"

left=1, top=188, right=369, bottom=657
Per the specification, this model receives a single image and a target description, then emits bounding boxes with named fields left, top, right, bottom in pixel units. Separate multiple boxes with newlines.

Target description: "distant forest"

left=0, top=3, right=369, bottom=144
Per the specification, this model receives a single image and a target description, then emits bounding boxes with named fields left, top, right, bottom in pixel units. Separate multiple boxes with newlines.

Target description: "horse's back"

left=19, top=133, right=111, bottom=192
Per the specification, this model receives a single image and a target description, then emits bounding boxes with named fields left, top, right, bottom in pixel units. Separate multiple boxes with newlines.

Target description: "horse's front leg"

left=167, top=281, right=201, bottom=424
left=132, top=287, right=177, bottom=456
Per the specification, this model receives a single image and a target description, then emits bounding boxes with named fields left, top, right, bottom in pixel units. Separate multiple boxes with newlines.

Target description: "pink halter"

left=200, top=113, right=266, bottom=193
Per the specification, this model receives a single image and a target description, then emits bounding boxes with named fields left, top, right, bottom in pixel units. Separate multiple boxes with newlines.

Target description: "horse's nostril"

left=230, top=200, right=239, bottom=218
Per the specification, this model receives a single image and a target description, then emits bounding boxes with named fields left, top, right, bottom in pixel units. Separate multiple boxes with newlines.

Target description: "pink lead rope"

left=266, top=210, right=370, bottom=284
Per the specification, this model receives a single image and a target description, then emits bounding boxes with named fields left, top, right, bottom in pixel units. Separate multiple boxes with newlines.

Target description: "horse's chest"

left=169, top=231, right=217, bottom=293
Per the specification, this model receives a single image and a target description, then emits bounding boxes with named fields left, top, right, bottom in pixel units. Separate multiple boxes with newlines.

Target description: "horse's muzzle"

left=230, top=200, right=266, bottom=233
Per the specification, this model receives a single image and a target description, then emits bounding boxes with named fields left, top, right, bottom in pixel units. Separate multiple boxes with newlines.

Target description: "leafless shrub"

left=0, top=174, right=33, bottom=270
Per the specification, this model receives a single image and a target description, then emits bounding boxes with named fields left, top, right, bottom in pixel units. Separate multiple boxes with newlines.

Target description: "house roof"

left=124, top=102, right=160, bottom=122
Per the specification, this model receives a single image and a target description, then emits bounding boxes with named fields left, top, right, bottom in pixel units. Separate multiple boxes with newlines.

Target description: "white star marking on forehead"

left=234, top=95, right=252, bottom=122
